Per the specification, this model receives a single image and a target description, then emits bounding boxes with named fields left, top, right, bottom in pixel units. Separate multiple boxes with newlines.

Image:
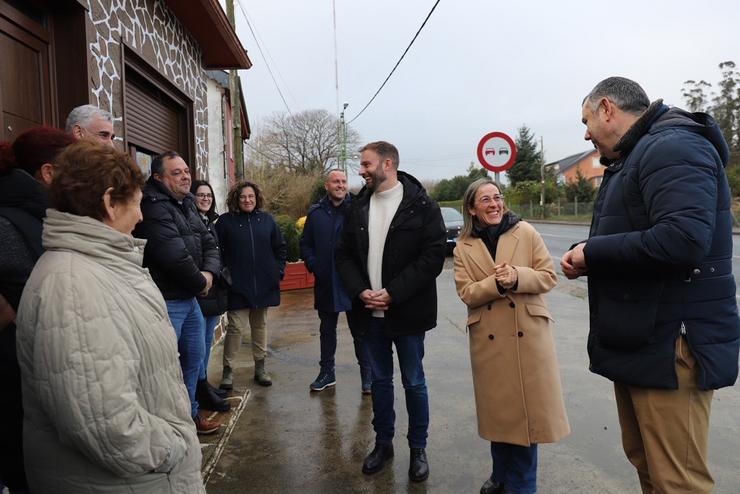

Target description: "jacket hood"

left=144, top=176, right=195, bottom=206
left=355, top=170, right=428, bottom=205
left=43, top=209, right=147, bottom=268
left=0, top=168, right=48, bottom=219
left=610, top=99, right=731, bottom=168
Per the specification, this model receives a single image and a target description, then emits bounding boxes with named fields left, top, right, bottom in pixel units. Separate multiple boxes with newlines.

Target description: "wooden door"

left=0, top=1, right=53, bottom=141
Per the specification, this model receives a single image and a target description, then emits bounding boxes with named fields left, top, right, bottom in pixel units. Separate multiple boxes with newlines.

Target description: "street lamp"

left=339, top=102, right=349, bottom=173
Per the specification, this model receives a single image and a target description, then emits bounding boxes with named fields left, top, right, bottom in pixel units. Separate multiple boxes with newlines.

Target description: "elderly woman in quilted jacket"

left=15, top=141, right=205, bottom=494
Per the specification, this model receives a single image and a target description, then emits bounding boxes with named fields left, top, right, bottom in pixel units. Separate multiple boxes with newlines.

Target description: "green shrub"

left=275, top=214, right=301, bottom=262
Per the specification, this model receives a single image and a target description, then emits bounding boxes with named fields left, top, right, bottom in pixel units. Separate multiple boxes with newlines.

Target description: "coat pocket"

left=467, top=309, right=482, bottom=330
left=595, top=280, right=664, bottom=350
left=526, top=303, right=553, bottom=321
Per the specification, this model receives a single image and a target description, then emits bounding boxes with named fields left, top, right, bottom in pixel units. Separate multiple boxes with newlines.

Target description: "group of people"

left=0, top=75, right=738, bottom=494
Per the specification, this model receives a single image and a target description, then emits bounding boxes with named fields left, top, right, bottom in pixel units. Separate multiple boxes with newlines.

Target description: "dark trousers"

left=365, top=317, right=429, bottom=448
left=318, top=310, right=371, bottom=382
left=491, top=442, right=538, bottom=494
left=0, top=325, right=28, bottom=491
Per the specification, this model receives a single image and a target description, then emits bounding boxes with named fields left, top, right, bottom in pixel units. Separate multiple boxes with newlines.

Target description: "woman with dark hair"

left=190, top=179, right=230, bottom=412
left=0, top=126, right=75, bottom=493
left=453, top=177, right=569, bottom=494
left=215, top=180, right=287, bottom=388
left=16, top=140, right=205, bottom=493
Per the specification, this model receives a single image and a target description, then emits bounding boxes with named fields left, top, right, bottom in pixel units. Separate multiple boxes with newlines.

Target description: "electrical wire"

left=347, top=0, right=442, bottom=125
left=235, top=0, right=293, bottom=115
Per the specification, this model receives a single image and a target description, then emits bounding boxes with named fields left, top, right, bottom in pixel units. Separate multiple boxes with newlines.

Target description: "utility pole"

left=540, top=135, right=545, bottom=219
left=226, top=0, right=244, bottom=180
left=339, top=102, right=348, bottom=173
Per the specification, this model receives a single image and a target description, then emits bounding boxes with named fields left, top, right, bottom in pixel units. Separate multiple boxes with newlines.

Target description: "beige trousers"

left=223, top=307, right=268, bottom=367
left=614, top=337, right=714, bottom=494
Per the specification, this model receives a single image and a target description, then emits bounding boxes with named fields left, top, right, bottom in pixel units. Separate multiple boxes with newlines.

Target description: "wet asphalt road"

left=204, top=223, right=740, bottom=494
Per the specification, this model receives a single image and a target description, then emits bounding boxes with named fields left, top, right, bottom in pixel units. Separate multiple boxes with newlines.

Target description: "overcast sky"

left=228, top=0, right=739, bottom=186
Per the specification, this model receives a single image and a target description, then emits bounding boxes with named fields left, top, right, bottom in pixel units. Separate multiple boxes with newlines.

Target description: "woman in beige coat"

left=453, top=177, right=569, bottom=494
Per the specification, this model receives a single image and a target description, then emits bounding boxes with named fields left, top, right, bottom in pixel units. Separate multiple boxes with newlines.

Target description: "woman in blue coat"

left=215, top=181, right=286, bottom=388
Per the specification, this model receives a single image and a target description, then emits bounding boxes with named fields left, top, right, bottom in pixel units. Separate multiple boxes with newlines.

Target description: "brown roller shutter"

left=124, top=70, right=181, bottom=154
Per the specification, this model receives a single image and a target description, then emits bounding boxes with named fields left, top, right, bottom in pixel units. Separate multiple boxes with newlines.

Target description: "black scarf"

left=472, top=211, right=521, bottom=261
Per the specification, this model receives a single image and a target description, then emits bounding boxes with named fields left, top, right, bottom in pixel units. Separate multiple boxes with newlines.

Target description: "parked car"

left=441, top=206, right=464, bottom=255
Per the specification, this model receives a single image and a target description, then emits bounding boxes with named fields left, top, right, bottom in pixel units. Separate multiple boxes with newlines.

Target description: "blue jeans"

left=166, top=298, right=206, bottom=418
left=491, top=442, right=538, bottom=494
left=199, top=315, right=221, bottom=380
left=365, top=317, right=429, bottom=448
left=318, top=310, right=371, bottom=381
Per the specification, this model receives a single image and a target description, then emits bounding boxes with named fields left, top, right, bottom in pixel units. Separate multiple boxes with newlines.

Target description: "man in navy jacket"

left=300, top=169, right=371, bottom=393
left=562, top=77, right=740, bottom=493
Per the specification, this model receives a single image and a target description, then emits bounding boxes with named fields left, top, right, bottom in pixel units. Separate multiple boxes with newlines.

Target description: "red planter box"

left=280, top=261, right=315, bottom=291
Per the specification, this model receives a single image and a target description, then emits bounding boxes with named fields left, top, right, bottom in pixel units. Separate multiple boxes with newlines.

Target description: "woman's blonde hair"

left=459, top=177, right=507, bottom=239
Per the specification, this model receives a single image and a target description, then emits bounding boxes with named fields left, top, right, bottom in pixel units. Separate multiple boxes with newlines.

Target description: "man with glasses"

left=133, top=151, right=222, bottom=435
left=336, top=141, right=446, bottom=482
left=65, top=104, right=116, bottom=148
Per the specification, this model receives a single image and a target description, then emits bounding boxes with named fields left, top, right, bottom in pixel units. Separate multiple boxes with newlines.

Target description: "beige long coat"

left=453, top=220, right=570, bottom=446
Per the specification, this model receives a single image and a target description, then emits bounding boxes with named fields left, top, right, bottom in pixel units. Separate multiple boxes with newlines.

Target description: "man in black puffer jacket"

left=561, top=77, right=740, bottom=493
left=133, top=151, right=221, bottom=435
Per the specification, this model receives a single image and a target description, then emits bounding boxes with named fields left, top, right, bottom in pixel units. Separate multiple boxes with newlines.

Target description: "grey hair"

left=65, top=104, right=113, bottom=134
left=460, top=177, right=507, bottom=239
left=583, top=77, right=650, bottom=115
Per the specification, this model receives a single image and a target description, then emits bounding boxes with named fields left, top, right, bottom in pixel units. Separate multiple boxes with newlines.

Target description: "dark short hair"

left=150, top=151, right=181, bottom=177
left=359, top=141, right=399, bottom=169
left=9, top=126, right=75, bottom=176
left=50, top=140, right=145, bottom=221
left=191, top=179, right=216, bottom=215
left=226, top=180, right=263, bottom=213
left=583, top=77, right=650, bottom=114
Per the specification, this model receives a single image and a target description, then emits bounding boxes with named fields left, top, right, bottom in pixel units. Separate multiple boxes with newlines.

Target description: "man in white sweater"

left=336, top=141, right=446, bottom=483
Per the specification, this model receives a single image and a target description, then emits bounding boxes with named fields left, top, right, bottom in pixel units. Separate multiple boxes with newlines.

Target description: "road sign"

left=477, top=131, right=517, bottom=173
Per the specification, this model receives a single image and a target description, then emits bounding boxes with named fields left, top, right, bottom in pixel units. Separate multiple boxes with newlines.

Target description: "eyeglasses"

left=195, top=193, right=213, bottom=199
left=477, top=194, right=504, bottom=205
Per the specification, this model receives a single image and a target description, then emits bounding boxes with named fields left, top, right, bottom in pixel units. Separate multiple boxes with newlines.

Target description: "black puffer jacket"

left=336, top=171, right=446, bottom=336
left=133, top=178, right=220, bottom=300
left=583, top=101, right=740, bottom=391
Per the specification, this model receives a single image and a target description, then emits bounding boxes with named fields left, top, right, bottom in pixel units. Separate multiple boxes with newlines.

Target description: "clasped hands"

left=560, top=242, right=588, bottom=279
left=360, top=288, right=392, bottom=311
left=494, top=262, right=518, bottom=290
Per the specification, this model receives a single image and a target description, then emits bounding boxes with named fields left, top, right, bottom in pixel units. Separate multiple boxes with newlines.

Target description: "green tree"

left=431, top=163, right=489, bottom=201
left=506, top=125, right=543, bottom=186
left=564, top=168, right=596, bottom=203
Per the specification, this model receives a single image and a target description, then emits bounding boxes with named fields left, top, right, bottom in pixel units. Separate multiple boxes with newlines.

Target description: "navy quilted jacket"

left=583, top=101, right=740, bottom=390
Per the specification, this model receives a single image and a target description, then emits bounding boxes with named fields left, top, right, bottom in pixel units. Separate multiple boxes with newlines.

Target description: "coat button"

left=517, top=331, right=524, bottom=337
left=692, top=268, right=701, bottom=275
left=509, top=301, right=515, bottom=308
left=487, top=304, right=492, bottom=310
left=488, top=334, right=494, bottom=340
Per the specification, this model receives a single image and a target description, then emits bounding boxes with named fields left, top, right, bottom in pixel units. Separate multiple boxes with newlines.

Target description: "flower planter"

left=280, top=261, right=315, bottom=291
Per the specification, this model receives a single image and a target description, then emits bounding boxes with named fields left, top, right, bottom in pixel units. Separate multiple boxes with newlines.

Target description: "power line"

left=347, top=0, right=441, bottom=125
left=235, top=0, right=293, bottom=115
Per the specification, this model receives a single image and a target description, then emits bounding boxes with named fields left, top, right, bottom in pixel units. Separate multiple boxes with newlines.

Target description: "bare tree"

left=246, top=109, right=361, bottom=175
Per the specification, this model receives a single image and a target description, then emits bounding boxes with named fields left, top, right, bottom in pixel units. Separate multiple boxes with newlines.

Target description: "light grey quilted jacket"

left=16, top=210, right=206, bottom=493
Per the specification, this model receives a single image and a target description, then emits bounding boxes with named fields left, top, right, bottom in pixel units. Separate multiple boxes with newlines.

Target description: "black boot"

left=480, top=475, right=504, bottom=494
left=362, top=442, right=394, bottom=475
left=196, top=378, right=231, bottom=412
left=208, top=379, right=229, bottom=398
left=409, top=447, right=429, bottom=482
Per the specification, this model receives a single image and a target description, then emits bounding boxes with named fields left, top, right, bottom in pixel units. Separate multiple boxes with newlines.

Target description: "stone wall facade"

left=84, top=0, right=208, bottom=176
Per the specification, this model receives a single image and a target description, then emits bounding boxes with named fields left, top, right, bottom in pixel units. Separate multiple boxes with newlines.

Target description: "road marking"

left=540, top=232, right=580, bottom=239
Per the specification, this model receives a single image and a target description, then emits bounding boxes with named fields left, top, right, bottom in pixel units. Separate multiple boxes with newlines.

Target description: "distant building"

left=547, top=149, right=603, bottom=187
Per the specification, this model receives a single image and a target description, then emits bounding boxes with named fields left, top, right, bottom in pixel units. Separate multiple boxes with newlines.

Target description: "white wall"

left=206, top=78, right=228, bottom=214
